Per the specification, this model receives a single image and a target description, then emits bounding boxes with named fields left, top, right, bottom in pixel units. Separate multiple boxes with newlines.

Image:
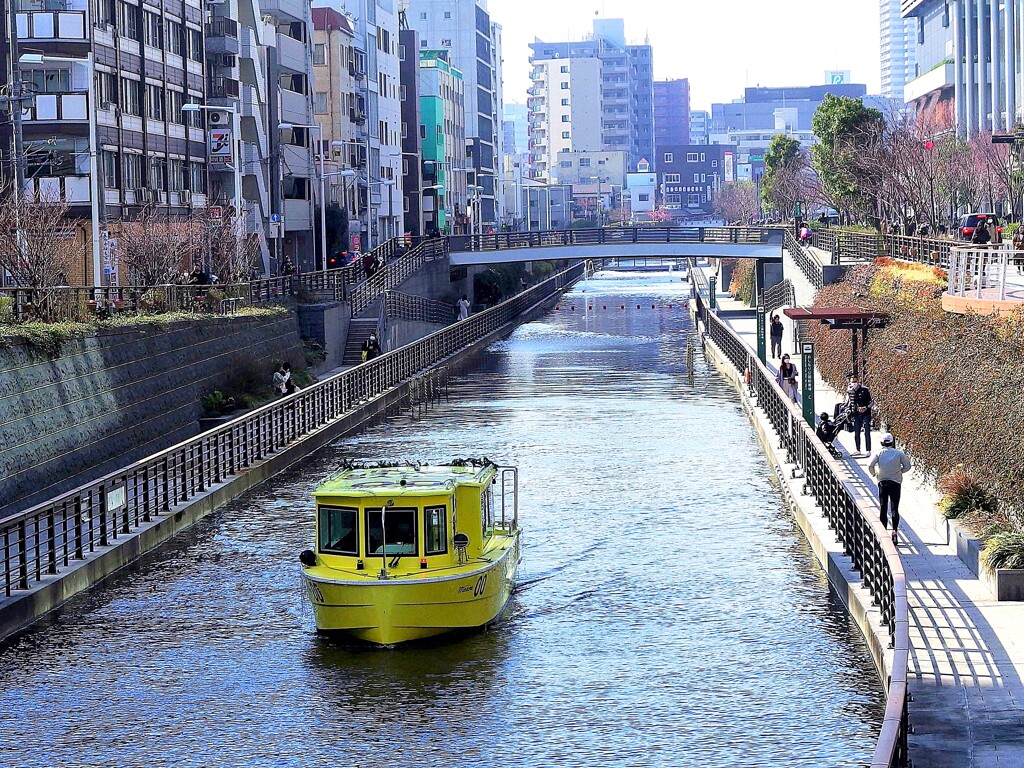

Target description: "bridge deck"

left=448, top=227, right=784, bottom=265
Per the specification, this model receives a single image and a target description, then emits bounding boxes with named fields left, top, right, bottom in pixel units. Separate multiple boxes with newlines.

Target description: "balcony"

left=280, top=88, right=309, bottom=125
left=23, top=92, right=88, bottom=121
left=282, top=143, right=311, bottom=177
left=903, top=61, right=954, bottom=103
left=205, top=17, right=240, bottom=55
left=261, top=0, right=308, bottom=22
left=15, top=8, right=86, bottom=41
left=276, top=32, right=308, bottom=75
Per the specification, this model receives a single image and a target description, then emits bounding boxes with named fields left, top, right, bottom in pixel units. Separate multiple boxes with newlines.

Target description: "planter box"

left=954, top=523, right=1024, bottom=601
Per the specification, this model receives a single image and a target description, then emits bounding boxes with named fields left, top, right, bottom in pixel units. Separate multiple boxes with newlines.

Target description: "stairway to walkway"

left=343, top=318, right=379, bottom=366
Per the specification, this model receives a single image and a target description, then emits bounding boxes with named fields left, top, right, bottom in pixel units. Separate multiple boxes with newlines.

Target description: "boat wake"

left=516, top=540, right=604, bottom=591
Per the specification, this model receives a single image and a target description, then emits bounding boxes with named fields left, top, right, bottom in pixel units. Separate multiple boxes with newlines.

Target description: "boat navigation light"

left=420, top=558, right=428, bottom=570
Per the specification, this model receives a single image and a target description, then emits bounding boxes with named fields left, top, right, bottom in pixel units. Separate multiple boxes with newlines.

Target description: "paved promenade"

left=700, top=259, right=1024, bottom=767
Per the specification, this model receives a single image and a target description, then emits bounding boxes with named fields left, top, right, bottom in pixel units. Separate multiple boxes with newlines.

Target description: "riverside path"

left=696, top=256, right=1024, bottom=768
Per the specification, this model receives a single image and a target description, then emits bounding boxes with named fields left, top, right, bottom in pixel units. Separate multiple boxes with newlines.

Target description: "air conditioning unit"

left=179, top=189, right=192, bottom=205
left=100, top=101, right=112, bottom=111
left=208, top=110, right=228, bottom=126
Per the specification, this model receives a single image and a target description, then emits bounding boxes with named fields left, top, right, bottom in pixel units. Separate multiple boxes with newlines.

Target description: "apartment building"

left=399, top=25, right=423, bottom=236
left=419, top=48, right=466, bottom=236
left=405, top=0, right=504, bottom=229
left=528, top=18, right=655, bottom=178
left=879, top=0, right=917, bottom=101
left=654, top=79, right=690, bottom=149
left=2, top=0, right=210, bottom=285
left=656, top=144, right=737, bottom=218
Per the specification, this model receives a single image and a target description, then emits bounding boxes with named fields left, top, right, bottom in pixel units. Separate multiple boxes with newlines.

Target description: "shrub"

left=0, top=296, right=14, bottom=322
left=302, top=338, right=327, bottom=367
left=139, top=289, right=169, bottom=313
left=203, top=288, right=226, bottom=312
left=729, top=260, right=755, bottom=305
left=982, top=532, right=1024, bottom=570
left=202, top=390, right=226, bottom=415
left=222, top=355, right=274, bottom=408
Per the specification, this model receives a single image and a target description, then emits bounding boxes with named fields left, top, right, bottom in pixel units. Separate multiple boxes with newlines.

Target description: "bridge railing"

left=783, top=230, right=824, bottom=290
left=691, top=273, right=909, bottom=768
left=0, top=260, right=584, bottom=602
left=449, top=226, right=783, bottom=253
left=383, top=291, right=456, bottom=325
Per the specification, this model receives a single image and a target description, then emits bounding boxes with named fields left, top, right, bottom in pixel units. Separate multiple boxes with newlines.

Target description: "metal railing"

left=349, top=238, right=448, bottom=317
left=691, top=278, right=910, bottom=768
left=382, top=291, right=456, bottom=325
left=947, top=246, right=1024, bottom=301
left=784, top=230, right=824, bottom=289
left=761, top=278, right=795, bottom=313
left=449, top=226, right=783, bottom=253
left=886, top=233, right=952, bottom=268
left=0, top=260, right=585, bottom=603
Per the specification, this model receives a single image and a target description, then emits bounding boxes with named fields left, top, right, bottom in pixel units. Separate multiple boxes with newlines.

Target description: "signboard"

left=723, top=151, right=734, bottom=182
left=756, top=305, right=766, bottom=364
left=101, top=232, right=118, bottom=286
left=825, top=70, right=851, bottom=85
left=350, top=234, right=362, bottom=252
left=269, top=213, right=282, bottom=224
left=209, top=206, right=223, bottom=220
left=801, top=343, right=816, bottom=427
left=209, top=128, right=233, bottom=166
left=106, top=485, right=126, bottom=513
left=269, top=221, right=283, bottom=239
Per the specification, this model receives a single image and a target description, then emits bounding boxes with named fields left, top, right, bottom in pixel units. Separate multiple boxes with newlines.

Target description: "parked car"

left=958, top=213, right=1003, bottom=241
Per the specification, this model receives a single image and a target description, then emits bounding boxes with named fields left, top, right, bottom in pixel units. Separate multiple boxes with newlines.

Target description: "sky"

left=488, top=0, right=883, bottom=110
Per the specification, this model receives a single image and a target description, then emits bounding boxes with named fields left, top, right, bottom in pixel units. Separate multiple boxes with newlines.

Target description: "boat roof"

left=315, top=464, right=494, bottom=499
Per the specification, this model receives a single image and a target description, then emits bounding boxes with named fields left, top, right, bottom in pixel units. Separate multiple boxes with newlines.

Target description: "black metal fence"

left=0, top=261, right=584, bottom=602
left=449, top=226, right=784, bottom=253
left=784, top=230, right=824, bottom=290
left=691, top=280, right=910, bottom=768
left=383, top=291, right=456, bottom=325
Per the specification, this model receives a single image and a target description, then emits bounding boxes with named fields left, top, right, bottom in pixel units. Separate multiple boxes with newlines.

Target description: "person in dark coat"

left=847, top=376, right=874, bottom=457
left=769, top=314, right=784, bottom=359
left=361, top=333, right=381, bottom=362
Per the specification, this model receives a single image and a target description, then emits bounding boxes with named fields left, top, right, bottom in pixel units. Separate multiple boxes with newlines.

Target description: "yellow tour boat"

left=299, top=458, right=521, bottom=646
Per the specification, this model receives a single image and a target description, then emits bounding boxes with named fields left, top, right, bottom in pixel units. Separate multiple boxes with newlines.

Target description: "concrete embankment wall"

left=698, top=313, right=893, bottom=690
left=0, top=313, right=304, bottom=519
left=0, top=290, right=564, bottom=643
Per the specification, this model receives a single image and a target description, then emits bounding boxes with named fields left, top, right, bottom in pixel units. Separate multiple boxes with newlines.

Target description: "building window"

left=121, top=78, right=142, bottom=116
left=665, top=173, right=680, bottom=183
left=665, top=193, right=681, bottom=204
left=187, top=28, right=203, bottom=61
left=149, top=157, right=166, bottom=189
left=123, top=153, right=142, bottom=189
left=579, top=158, right=591, bottom=167
left=639, top=193, right=650, bottom=202
left=420, top=11, right=426, bottom=18
left=398, top=44, right=406, bottom=61
left=118, top=2, right=139, bottom=41
left=561, top=98, right=569, bottom=106
left=313, top=44, right=325, bottom=65
left=664, top=152, right=673, bottom=163
left=144, top=11, right=162, bottom=48
left=560, top=160, right=572, bottom=168
left=400, top=84, right=407, bottom=101
left=686, top=152, right=699, bottom=162
left=711, top=159, right=718, bottom=167
left=444, top=11, right=451, bottom=17
left=98, top=72, right=117, bottom=106
left=560, top=81, right=569, bottom=90
left=146, top=84, right=164, bottom=120
left=561, top=115, right=569, bottom=122
left=561, top=131, right=570, bottom=139
left=166, top=90, right=184, bottom=123
left=701, top=174, right=706, bottom=182
left=693, top=173, right=700, bottom=183
left=688, top=193, right=700, bottom=205
left=560, top=65, right=569, bottom=73
left=102, top=151, right=118, bottom=189
left=168, top=159, right=185, bottom=191
left=315, top=91, right=328, bottom=113
left=701, top=153, right=706, bottom=161
left=165, top=20, right=182, bottom=55
left=190, top=162, right=206, bottom=193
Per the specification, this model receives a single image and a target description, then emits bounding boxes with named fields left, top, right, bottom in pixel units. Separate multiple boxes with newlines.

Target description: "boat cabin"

left=312, top=464, right=518, bottom=574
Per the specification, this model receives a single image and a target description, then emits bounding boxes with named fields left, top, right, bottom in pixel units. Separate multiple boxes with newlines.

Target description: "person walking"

left=1013, top=226, right=1024, bottom=274
left=776, top=353, right=799, bottom=403
left=362, top=251, right=376, bottom=280
left=361, top=333, right=381, bottom=362
left=847, top=376, right=874, bottom=456
left=769, top=314, right=784, bottom=359
left=868, top=433, right=912, bottom=544
left=457, top=295, right=471, bottom=321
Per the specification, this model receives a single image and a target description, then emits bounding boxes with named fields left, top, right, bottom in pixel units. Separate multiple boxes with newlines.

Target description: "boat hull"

left=304, top=535, right=520, bottom=645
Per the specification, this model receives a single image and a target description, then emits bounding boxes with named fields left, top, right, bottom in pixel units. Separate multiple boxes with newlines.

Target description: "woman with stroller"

left=776, top=354, right=800, bottom=403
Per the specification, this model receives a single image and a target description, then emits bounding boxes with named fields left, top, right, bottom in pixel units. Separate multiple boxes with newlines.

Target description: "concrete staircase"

left=343, top=318, right=379, bottom=366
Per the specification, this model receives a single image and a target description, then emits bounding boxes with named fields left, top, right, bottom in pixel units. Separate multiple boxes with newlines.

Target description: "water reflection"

left=0, top=270, right=883, bottom=768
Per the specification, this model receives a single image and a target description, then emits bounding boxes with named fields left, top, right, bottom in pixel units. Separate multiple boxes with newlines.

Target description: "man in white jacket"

left=868, top=433, right=912, bottom=543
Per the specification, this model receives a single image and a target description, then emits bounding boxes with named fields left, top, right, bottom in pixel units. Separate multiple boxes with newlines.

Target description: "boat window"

left=318, top=506, right=358, bottom=556
left=481, top=487, right=494, bottom=540
left=365, top=507, right=418, bottom=556
left=424, top=505, right=447, bottom=555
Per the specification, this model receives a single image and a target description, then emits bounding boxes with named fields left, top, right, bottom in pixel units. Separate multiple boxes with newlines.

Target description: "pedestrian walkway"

left=701, top=261, right=1024, bottom=767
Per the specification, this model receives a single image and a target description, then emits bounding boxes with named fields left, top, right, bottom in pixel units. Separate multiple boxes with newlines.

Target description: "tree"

left=0, top=183, right=83, bottom=319
left=811, top=94, right=885, bottom=222
left=714, top=181, right=759, bottom=223
left=115, top=204, right=201, bottom=285
left=761, top=134, right=811, bottom=219
left=196, top=208, right=261, bottom=284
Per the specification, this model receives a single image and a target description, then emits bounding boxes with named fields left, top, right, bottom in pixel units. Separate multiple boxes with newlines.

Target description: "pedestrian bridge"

left=448, top=226, right=784, bottom=266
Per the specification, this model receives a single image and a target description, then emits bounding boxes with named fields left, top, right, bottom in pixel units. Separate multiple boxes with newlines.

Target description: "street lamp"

left=280, top=122, right=326, bottom=271
left=332, top=138, right=372, bottom=251
left=21, top=53, right=100, bottom=285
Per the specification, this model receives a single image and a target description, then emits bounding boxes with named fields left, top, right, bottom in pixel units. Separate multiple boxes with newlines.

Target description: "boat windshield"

left=365, top=507, right=418, bottom=556
left=319, top=506, right=358, bottom=556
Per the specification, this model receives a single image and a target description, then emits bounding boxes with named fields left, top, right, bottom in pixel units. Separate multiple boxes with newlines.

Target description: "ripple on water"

left=0, top=272, right=883, bottom=768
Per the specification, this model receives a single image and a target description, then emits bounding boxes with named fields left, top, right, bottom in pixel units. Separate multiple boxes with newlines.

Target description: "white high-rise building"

left=880, top=0, right=917, bottom=101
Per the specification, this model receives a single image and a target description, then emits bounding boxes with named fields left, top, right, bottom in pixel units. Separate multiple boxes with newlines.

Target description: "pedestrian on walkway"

left=847, top=376, right=874, bottom=456
left=362, top=252, right=376, bottom=280
left=273, top=362, right=294, bottom=396
left=776, top=354, right=799, bottom=403
left=868, top=433, right=911, bottom=543
left=1013, top=227, right=1024, bottom=274
left=769, top=314, right=784, bottom=359
left=457, top=295, right=471, bottom=321
left=361, top=334, right=381, bottom=363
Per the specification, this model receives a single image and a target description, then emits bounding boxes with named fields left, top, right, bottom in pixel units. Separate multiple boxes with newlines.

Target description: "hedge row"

left=802, top=259, right=1024, bottom=527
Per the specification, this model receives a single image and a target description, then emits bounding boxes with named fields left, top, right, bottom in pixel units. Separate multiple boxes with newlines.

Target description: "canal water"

left=0, top=270, right=884, bottom=767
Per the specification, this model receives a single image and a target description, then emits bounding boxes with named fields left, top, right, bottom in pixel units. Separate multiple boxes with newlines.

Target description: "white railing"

left=947, top=246, right=1024, bottom=301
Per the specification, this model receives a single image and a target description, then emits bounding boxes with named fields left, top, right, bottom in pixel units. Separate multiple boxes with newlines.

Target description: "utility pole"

left=5, top=2, right=27, bottom=191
